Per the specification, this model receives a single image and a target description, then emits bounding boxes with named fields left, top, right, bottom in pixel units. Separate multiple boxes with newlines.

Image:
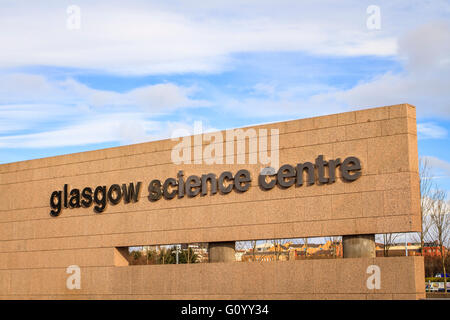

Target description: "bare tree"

left=429, top=189, right=449, bottom=293
left=238, top=240, right=259, bottom=262
left=234, top=241, right=253, bottom=262
left=271, top=239, right=289, bottom=261
left=378, top=233, right=400, bottom=257
left=187, top=244, right=190, bottom=264
left=302, top=238, right=309, bottom=259
left=252, top=240, right=274, bottom=262
left=413, top=158, right=435, bottom=254
left=325, top=236, right=342, bottom=258
left=250, top=240, right=258, bottom=261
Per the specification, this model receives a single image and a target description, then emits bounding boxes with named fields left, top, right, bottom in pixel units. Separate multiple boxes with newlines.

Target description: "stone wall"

left=0, top=104, right=424, bottom=299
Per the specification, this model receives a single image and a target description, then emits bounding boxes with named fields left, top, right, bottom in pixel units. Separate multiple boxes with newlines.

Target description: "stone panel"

left=0, top=104, right=422, bottom=299
left=0, top=257, right=425, bottom=299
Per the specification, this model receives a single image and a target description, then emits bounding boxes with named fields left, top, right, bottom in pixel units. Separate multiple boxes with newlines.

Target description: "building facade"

left=0, top=104, right=425, bottom=299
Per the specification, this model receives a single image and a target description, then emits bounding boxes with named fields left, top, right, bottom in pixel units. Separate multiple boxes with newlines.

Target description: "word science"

left=49, top=155, right=361, bottom=217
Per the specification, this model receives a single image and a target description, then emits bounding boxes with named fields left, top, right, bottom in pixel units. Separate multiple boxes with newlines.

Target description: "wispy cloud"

left=327, top=22, right=450, bottom=118
left=0, top=74, right=208, bottom=111
left=422, top=156, right=450, bottom=178
left=0, top=73, right=210, bottom=148
left=218, top=21, right=450, bottom=119
left=0, top=113, right=217, bottom=149
left=0, top=0, right=449, bottom=166
left=418, top=122, right=448, bottom=139
left=0, top=0, right=420, bottom=75
left=0, top=113, right=154, bottom=148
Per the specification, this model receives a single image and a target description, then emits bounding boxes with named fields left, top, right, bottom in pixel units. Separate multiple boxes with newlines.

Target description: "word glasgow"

left=49, top=155, right=361, bottom=216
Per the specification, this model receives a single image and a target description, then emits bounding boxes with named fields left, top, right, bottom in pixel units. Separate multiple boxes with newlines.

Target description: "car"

left=434, top=273, right=450, bottom=278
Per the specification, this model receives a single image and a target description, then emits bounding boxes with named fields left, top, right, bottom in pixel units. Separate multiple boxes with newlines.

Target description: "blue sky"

left=0, top=0, right=449, bottom=192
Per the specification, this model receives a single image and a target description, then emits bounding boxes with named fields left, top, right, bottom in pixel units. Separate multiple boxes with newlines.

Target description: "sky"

left=0, top=0, right=449, bottom=192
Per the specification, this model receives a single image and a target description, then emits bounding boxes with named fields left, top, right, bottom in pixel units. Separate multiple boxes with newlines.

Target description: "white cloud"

left=1, top=1, right=449, bottom=152
left=127, top=83, right=206, bottom=112
left=0, top=114, right=218, bottom=149
left=398, top=21, right=450, bottom=72
left=422, top=156, right=450, bottom=177
left=0, top=103, right=81, bottom=134
left=2, top=0, right=438, bottom=75
left=0, top=113, right=156, bottom=148
left=218, top=20, right=450, bottom=119
left=418, top=122, right=448, bottom=139
left=0, top=74, right=65, bottom=104
left=251, top=83, right=276, bottom=97
left=0, top=73, right=208, bottom=111
left=0, top=73, right=210, bottom=148
left=328, top=21, right=450, bottom=117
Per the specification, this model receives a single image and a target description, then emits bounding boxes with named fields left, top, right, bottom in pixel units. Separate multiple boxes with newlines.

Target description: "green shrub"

left=132, top=250, right=142, bottom=260
left=426, top=277, right=448, bottom=282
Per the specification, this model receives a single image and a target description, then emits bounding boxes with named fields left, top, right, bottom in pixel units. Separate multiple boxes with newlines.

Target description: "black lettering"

left=49, top=154, right=362, bottom=216
left=107, top=184, right=122, bottom=205
left=81, top=187, right=93, bottom=207
left=218, top=171, right=234, bottom=194
left=277, top=164, right=295, bottom=188
left=259, top=168, right=277, bottom=190
left=234, top=169, right=251, bottom=192
left=93, top=186, right=107, bottom=213
left=186, top=175, right=201, bottom=197
left=341, top=156, right=362, bottom=181
left=201, top=173, right=217, bottom=196
left=69, top=189, right=81, bottom=208
left=50, top=191, right=62, bottom=217
left=328, top=158, right=341, bottom=183
left=122, top=182, right=141, bottom=203
left=177, top=171, right=185, bottom=198
left=315, top=155, right=329, bottom=184
left=64, top=184, right=68, bottom=208
left=163, top=178, right=177, bottom=200
left=296, top=162, right=315, bottom=186
left=148, top=180, right=162, bottom=202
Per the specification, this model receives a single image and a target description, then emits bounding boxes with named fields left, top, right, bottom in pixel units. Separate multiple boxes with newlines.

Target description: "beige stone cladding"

left=0, top=103, right=423, bottom=299
left=0, top=257, right=424, bottom=299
